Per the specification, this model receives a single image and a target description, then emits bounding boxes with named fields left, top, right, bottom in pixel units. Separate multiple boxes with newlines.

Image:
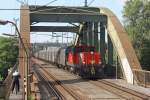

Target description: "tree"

left=123, top=0, right=150, bottom=70
left=0, top=36, right=18, bottom=80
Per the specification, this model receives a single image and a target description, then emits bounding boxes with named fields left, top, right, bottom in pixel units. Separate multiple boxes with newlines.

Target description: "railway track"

left=33, top=65, right=64, bottom=100
left=90, top=80, right=150, bottom=100
left=35, top=64, right=88, bottom=100
left=33, top=59, right=150, bottom=100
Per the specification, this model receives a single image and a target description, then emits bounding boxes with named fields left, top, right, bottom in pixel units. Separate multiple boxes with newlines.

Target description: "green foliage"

left=123, top=0, right=150, bottom=70
left=0, top=75, right=3, bottom=81
left=0, top=36, right=18, bottom=79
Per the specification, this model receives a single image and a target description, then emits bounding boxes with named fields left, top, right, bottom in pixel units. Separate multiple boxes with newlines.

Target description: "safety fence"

left=0, top=63, right=18, bottom=100
left=133, top=69, right=150, bottom=88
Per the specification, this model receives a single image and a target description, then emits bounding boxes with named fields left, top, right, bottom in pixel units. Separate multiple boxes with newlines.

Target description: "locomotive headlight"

left=99, top=61, right=102, bottom=64
left=90, top=51, right=94, bottom=54
left=83, top=61, right=85, bottom=64
left=91, top=60, right=95, bottom=64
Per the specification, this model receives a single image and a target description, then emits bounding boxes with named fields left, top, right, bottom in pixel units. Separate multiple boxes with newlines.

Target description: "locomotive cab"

left=66, top=45, right=104, bottom=78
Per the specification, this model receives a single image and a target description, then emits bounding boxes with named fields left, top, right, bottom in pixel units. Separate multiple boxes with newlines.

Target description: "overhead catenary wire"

left=85, top=0, right=88, bottom=7
left=88, top=0, right=95, bottom=6
left=0, top=0, right=59, bottom=11
left=0, top=2, right=100, bottom=15
left=43, top=0, right=59, bottom=6
left=33, top=0, right=59, bottom=10
left=0, top=9, right=29, bottom=10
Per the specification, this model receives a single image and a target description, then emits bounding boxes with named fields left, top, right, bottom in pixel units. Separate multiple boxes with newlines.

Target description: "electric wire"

left=42, top=0, right=58, bottom=6
left=0, top=2, right=100, bottom=15
left=30, top=6, right=100, bottom=15
left=0, top=9, right=29, bottom=10
left=0, top=0, right=59, bottom=11
left=88, top=0, right=95, bottom=6
left=32, top=0, right=59, bottom=10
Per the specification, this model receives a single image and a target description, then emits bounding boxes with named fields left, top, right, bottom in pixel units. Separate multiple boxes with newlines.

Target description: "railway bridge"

left=1, top=5, right=150, bottom=100
left=19, top=5, right=142, bottom=99
left=20, top=5, right=141, bottom=84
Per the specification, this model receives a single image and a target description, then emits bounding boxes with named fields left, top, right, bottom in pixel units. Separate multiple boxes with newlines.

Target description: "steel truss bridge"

left=18, top=5, right=141, bottom=99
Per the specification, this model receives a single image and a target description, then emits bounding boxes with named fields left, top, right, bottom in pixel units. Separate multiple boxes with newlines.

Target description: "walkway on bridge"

left=9, top=80, right=23, bottom=100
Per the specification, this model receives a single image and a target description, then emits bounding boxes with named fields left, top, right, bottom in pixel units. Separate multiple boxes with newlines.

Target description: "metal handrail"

left=133, top=69, right=150, bottom=88
left=3, top=62, right=18, bottom=100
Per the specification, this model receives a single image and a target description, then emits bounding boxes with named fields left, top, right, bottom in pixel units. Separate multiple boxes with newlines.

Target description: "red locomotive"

left=65, top=45, right=104, bottom=78
left=35, top=45, right=104, bottom=78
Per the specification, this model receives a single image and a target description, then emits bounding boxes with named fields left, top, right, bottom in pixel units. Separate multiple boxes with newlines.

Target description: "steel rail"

left=33, top=65, right=64, bottom=100
left=33, top=58, right=150, bottom=99
left=39, top=65, right=88, bottom=100
left=90, top=80, right=150, bottom=100
left=90, top=81, right=132, bottom=99
left=100, top=80, right=150, bottom=99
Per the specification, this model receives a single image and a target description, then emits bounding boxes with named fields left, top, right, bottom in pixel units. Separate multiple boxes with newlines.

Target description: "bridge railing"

left=133, top=69, right=150, bottom=88
left=0, top=63, right=18, bottom=100
left=0, top=81, right=5, bottom=99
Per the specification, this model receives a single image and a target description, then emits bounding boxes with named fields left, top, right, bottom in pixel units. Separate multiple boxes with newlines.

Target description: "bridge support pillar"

left=20, top=5, right=30, bottom=99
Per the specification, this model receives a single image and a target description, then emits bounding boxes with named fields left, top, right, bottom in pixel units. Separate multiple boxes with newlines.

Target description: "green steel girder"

left=93, top=23, right=99, bottom=51
left=100, top=23, right=106, bottom=63
left=29, top=6, right=107, bottom=23
left=30, top=13, right=107, bottom=23
left=29, top=6, right=100, bottom=14
left=87, top=22, right=93, bottom=46
left=108, top=34, right=113, bottom=65
left=82, top=23, right=88, bottom=45
left=79, top=22, right=99, bottom=48
left=30, top=26, right=79, bottom=32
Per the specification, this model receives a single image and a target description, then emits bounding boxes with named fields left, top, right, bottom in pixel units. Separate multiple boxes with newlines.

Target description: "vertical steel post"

left=67, top=32, right=68, bottom=45
left=85, top=0, right=88, bottom=7
left=100, top=22, right=106, bottom=63
left=116, top=56, right=118, bottom=79
left=108, top=34, right=113, bottom=65
left=62, top=32, right=63, bottom=44
left=87, top=22, right=93, bottom=46
left=83, top=25, right=87, bottom=45
left=79, top=24, right=84, bottom=45
left=80, top=23, right=88, bottom=45
left=20, top=5, right=30, bottom=100
left=144, top=72, right=146, bottom=87
left=79, top=31, right=84, bottom=45
left=93, top=22, right=98, bottom=51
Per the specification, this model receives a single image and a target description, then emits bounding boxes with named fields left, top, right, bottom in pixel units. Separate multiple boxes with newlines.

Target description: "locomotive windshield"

left=66, top=45, right=95, bottom=53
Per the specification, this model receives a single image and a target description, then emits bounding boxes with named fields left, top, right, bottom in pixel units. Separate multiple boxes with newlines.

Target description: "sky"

left=0, top=0, right=127, bottom=43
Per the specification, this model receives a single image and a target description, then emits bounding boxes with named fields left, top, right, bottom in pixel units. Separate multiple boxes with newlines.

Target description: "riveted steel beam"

left=30, top=26, right=79, bottom=32
left=30, top=13, right=107, bottom=23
